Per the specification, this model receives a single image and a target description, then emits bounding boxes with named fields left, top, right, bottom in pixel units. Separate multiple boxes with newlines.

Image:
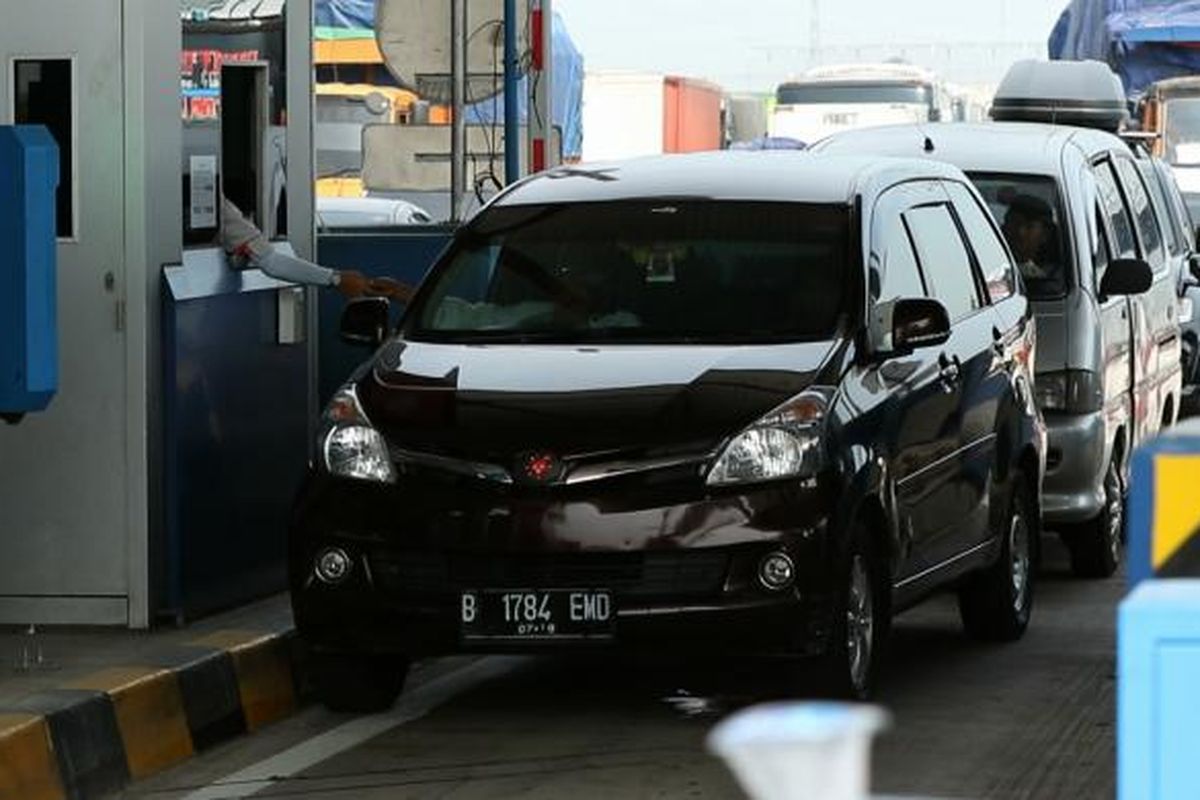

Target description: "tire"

left=817, top=524, right=888, bottom=700
left=310, top=651, right=409, bottom=713
left=958, top=478, right=1036, bottom=642
left=1063, top=458, right=1124, bottom=579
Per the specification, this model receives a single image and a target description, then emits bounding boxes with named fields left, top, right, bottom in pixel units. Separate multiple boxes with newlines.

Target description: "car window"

left=966, top=172, right=1068, bottom=300
left=904, top=203, right=982, bottom=321
left=1140, top=162, right=1183, bottom=257
left=1115, top=157, right=1166, bottom=270
left=410, top=200, right=853, bottom=344
left=1093, top=160, right=1139, bottom=259
left=1094, top=208, right=1112, bottom=280
left=945, top=181, right=1015, bottom=304
left=874, top=215, right=926, bottom=303
left=1161, top=163, right=1197, bottom=253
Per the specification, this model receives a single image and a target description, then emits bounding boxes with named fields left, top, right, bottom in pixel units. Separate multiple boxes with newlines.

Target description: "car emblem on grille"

left=517, top=451, right=564, bottom=484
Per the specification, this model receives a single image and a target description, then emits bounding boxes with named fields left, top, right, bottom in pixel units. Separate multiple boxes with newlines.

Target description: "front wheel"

left=1063, top=458, right=1123, bottom=579
left=309, top=651, right=410, bottom=713
left=958, top=478, right=1036, bottom=641
left=817, top=525, right=888, bottom=700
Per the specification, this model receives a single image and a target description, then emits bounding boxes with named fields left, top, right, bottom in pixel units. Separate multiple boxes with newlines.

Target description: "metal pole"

left=451, top=0, right=467, bottom=222
left=503, top=0, right=520, bottom=183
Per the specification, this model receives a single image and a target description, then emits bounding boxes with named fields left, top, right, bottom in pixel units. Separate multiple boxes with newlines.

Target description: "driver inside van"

left=1001, top=194, right=1056, bottom=281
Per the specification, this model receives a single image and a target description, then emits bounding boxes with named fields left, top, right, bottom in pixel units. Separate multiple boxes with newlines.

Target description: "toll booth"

left=0, top=126, right=58, bottom=424
left=1119, top=419, right=1200, bottom=799
left=0, top=0, right=315, bottom=627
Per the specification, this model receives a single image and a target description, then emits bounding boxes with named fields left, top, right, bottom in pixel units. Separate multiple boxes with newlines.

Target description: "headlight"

left=707, top=388, right=834, bottom=486
left=1035, top=370, right=1102, bottom=414
left=319, top=386, right=397, bottom=484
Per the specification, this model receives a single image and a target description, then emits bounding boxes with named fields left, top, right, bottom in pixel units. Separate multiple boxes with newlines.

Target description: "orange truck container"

left=663, top=76, right=724, bottom=153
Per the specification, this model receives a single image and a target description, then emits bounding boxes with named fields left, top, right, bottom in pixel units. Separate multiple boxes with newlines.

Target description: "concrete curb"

left=0, top=627, right=304, bottom=800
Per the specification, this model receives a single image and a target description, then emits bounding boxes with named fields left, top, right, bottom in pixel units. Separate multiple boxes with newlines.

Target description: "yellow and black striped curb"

left=0, top=627, right=303, bottom=800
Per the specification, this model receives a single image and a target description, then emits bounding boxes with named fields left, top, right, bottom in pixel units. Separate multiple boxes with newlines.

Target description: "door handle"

left=938, top=354, right=961, bottom=387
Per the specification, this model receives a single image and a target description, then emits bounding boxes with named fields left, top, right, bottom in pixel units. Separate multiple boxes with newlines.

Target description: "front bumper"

left=289, top=471, right=837, bottom=658
left=1040, top=410, right=1108, bottom=524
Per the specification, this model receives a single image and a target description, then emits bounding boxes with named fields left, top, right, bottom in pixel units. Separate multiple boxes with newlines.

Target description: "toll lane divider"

left=0, top=628, right=303, bottom=800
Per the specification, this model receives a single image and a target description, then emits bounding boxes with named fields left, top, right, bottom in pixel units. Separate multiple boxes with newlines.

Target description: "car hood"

left=355, top=338, right=840, bottom=462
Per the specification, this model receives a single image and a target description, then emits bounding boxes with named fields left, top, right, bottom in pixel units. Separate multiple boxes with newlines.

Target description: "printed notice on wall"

left=189, top=155, right=217, bottom=229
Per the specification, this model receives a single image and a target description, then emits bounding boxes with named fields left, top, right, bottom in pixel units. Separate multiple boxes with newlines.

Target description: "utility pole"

left=450, top=0, right=467, bottom=221
left=503, top=0, right=520, bottom=184
left=528, top=0, right=552, bottom=173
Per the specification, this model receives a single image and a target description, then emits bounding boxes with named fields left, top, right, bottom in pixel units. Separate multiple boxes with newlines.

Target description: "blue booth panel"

left=163, top=250, right=308, bottom=620
left=1119, top=580, right=1200, bottom=800
left=316, top=228, right=453, bottom=404
left=0, top=125, right=58, bottom=418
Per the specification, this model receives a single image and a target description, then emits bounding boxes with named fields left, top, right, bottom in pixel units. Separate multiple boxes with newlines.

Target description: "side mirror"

left=892, top=297, right=952, bottom=352
left=1189, top=252, right=1200, bottom=283
left=1100, top=258, right=1154, bottom=297
left=340, top=297, right=391, bottom=346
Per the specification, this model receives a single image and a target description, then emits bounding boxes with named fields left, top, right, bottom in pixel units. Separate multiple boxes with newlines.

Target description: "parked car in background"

left=316, top=195, right=433, bottom=229
left=814, top=60, right=1181, bottom=579
left=290, top=152, right=1044, bottom=711
left=1135, top=155, right=1200, bottom=415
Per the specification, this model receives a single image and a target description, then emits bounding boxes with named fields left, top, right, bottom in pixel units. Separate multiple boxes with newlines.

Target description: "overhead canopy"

left=1049, top=0, right=1200, bottom=99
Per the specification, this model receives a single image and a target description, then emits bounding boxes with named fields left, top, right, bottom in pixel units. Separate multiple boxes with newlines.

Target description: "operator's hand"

left=367, top=276, right=416, bottom=303
left=335, top=270, right=370, bottom=298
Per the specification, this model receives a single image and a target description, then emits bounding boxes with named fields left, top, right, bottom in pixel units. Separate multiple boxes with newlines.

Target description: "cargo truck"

left=581, top=71, right=724, bottom=162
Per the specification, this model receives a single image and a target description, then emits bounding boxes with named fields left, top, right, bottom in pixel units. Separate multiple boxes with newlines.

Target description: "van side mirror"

left=1189, top=252, right=1200, bottom=283
left=340, top=297, right=391, bottom=346
left=1100, top=258, right=1153, bottom=297
left=893, top=298, right=952, bottom=352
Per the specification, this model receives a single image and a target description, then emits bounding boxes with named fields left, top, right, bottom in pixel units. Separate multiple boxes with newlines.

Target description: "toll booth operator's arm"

left=220, top=197, right=414, bottom=301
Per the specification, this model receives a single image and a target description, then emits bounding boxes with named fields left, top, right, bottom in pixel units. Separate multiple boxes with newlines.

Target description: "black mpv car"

left=291, top=152, right=1046, bottom=708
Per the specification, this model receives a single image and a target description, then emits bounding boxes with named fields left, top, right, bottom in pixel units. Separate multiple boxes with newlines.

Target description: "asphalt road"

left=119, top=540, right=1121, bottom=800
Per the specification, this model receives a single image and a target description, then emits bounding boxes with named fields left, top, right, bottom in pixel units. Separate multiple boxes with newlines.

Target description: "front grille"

left=370, top=550, right=730, bottom=599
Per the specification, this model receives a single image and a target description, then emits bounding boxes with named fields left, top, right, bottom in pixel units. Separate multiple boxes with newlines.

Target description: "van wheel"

left=958, top=479, right=1035, bottom=641
left=817, top=524, right=888, bottom=700
left=310, top=652, right=409, bottom=713
left=1064, top=458, right=1123, bottom=579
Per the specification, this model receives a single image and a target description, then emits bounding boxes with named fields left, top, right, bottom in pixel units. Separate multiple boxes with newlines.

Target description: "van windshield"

left=966, top=173, right=1070, bottom=300
left=407, top=201, right=852, bottom=345
left=776, top=83, right=932, bottom=107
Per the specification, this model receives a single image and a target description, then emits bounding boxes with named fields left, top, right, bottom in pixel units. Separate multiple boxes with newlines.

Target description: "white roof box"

left=991, top=59, right=1128, bottom=132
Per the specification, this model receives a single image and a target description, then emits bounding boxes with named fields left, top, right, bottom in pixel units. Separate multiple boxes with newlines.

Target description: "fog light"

left=758, top=552, right=795, bottom=591
left=315, top=547, right=352, bottom=584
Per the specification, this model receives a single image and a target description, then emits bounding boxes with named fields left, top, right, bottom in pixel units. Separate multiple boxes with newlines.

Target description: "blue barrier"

left=0, top=126, right=58, bottom=421
left=1119, top=418, right=1200, bottom=799
left=316, top=228, right=453, bottom=404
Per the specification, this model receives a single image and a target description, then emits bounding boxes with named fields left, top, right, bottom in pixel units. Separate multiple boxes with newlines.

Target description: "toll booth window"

left=13, top=59, right=73, bottom=238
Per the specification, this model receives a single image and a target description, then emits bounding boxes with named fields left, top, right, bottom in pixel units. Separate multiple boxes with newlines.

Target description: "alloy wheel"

left=1009, top=513, right=1031, bottom=615
left=846, top=554, right=874, bottom=693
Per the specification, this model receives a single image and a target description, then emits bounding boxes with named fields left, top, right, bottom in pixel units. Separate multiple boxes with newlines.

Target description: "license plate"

left=460, top=589, right=614, bottom=641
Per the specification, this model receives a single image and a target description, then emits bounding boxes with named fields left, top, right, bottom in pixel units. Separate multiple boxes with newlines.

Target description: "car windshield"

left=1165, top=97, right=1200, bottom=166
left=776, top=82, right=932, bottom=106
left=407, top=200, right=852, bottom=344
left=966, top=172, right=1069, bottom=300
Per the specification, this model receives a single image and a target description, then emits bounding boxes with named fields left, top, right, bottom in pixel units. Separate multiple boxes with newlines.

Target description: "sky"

left=553, top=0, right=1068, bottom=94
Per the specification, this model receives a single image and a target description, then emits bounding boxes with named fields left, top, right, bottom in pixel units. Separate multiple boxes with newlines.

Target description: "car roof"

left=493, top=151, right=966, bottom=208
left=814, top=122, right=1127, bottom=177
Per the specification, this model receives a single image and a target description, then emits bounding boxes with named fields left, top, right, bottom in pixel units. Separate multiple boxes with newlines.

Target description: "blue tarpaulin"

left=315, top=0, right=375, bottom=30
left=1050, top=0, right=1200, bottom=98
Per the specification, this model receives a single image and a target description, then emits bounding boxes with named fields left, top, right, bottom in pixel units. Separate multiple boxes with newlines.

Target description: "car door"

left=944, top=180, right=1031, bottom=548
left=860, top=181, right=961, bottom=583
left=1113, top=157, right=1180, bottom=431
left=902, top=192, right=999, bottom=570
left=1092, top=159, right=1140, bottom=446
left=1115, top=155, right=1182, bottom=431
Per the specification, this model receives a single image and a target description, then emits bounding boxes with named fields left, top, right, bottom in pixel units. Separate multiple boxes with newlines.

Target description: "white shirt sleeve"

left=259, top=248, right=338, bottom=287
